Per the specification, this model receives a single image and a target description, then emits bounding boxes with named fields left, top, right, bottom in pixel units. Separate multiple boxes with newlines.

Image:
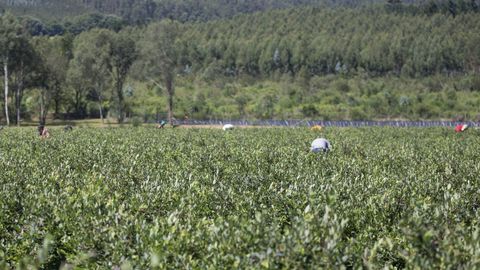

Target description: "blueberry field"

left=1, top=127, right=480, bottom=269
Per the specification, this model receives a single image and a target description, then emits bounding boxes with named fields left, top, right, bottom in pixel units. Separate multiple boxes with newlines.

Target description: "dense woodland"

left=1, top=0, right=423, bottom=23
left=1, top=0, right=480, bottom=124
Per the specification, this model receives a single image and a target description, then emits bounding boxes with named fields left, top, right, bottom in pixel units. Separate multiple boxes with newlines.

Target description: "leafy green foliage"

left=139, top=20, right=183, bottom=124
left=178, top=7, right=480, bottom=77
left=167, top=75, right=480, bottom=120
left=67, top=29, right=113, bottom=122
left=0, top=0, right=383, bottom=23
left=3, top=0, right=479, bottom=25
left=2, top=4, right=480, bottom=123
left=1, top=127, right=480, bottom=268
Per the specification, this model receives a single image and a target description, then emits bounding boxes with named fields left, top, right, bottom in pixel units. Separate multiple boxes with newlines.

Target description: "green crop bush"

left=130, top=117, right=143, bottom=127
left=0, top=127, right=479, bottom=268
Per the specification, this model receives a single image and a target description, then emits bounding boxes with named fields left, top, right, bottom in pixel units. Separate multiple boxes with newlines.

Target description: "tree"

left=68, top=29, right=113, bottom=123
left=140, top=20, right=182, bottom=124
left=448, top=0, right=457, bottom=17
left=32, top=36, right=70, bottom=120
left=470, top=0, right=479, bottom=12
left=65, top=64, right=88, bottom=118
left=10, top=36, right=38, bottom=126
left=110, top=29, right=137, bottom=123
left=0, top=12, right=23, bottom=126
left=386, top=0, right=403, bottom=12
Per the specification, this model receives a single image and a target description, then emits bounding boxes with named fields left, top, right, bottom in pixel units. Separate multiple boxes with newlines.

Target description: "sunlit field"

left=1, top=127, right=479, bottom=269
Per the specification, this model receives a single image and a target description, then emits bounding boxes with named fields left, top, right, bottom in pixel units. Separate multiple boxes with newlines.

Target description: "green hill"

left=1, top=1, right=480, bottom=122
left=0, top=0, right=419, bottom=22
left=0, top=0, right=91, bottom=20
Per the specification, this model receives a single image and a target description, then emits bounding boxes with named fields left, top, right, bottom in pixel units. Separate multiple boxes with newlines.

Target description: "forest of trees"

left=0, top=0, right=357, bottom=23
left=1, top=0, right=480, bottom=124
left=2, top=0, right=479, bottom=25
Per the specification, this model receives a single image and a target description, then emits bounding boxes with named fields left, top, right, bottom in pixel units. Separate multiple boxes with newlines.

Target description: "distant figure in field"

left=38, top=125, right=50, bottom=138
left=455, top=124, right=469, bottom=133
left=157, top=120, right=167, bottom=129
left=311, top=125, right=323, bottom=132
left=311, top=138, right=331, bottom=153
left=223, top=124, right=234, bottom=131
left=64, top=125, right=73, bottom=132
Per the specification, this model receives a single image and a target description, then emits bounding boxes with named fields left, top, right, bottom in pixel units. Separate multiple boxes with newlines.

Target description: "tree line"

left=0, top=10, right=184, bottom=125
left=0, top=0, right=354, bottom=24
left=180, top=7, right=480, bottom=78
left=1, top=4, right=480, bottom=124
left=2, top=0, right=480, bottom=27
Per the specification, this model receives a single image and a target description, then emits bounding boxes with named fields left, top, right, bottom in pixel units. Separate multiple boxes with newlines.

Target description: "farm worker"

left=223, top=124, right=234, bottom=131
left=38, top=125, right=50, bottom=138
left=454, top=124, right=468, bottom=133
left=157, top=120, right=167, bottom=129
left=311, top=125, right=322, bottom=131
left=311, top=138, right=331, bottom=153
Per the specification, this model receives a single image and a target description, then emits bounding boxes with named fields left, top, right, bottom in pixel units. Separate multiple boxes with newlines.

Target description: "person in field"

left=38, top=125, right=50, bottom=138
left=157, top=120, right=167, bottom=129
left=311, top=138, right=331, bottom=153
left=223, top=124, right=234, bottom=131
left=455, top=124, right=469, bottom=133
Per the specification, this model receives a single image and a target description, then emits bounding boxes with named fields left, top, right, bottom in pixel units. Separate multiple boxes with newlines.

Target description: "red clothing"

left=455, top=124, right=468, bottom=133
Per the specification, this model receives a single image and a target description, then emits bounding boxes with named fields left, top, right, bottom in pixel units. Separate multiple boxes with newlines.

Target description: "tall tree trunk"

left=39, top=91, right=45, bottom=126
left=53, top=83, right=61, bottom=119
left=4, top=56, right=9, bottom=126
left=54, top=98, right=60, bottom=119
left=166, top=76, right=174, bottom=125
left=75, top=89, right=81, bottom=117
left=15, top=59, right=24, bottom=126
left=15, top=84, right=21, bottom=126
left=116, top=75, right=124, bottom=123
left=98, top=95, right=104, bottom=124
left=95, top=83, right=105, bottom=124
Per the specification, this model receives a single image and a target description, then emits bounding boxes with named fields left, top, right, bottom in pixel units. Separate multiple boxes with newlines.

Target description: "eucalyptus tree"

left=68, top=29, right=113, bottom=123
left=66, top=63, right=88, bottom=118
left=110, top=29, right=137, bottom=123
left=32, top=36, right=70, bottom=121
left=140, top=20, right=183, bottom=124
left=10, top=36, right=38, bottom=126
left=0, top=12, right=23, bottom=126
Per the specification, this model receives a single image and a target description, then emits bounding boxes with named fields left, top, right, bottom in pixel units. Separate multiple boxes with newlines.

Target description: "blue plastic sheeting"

left=168, top=119, right=479, bottom=128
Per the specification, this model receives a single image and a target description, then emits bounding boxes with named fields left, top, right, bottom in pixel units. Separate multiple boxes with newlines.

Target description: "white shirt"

left=311, top=138, right=331, bottom=153
left=223, top=124, right=234, bottom=130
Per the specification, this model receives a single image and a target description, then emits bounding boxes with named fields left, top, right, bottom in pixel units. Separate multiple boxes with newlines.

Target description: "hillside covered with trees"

left=1, top=0, right=480, bottom=124
left=0, top=0, right=381, bottom=22
left=0, top=0, right=472, bottom=23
